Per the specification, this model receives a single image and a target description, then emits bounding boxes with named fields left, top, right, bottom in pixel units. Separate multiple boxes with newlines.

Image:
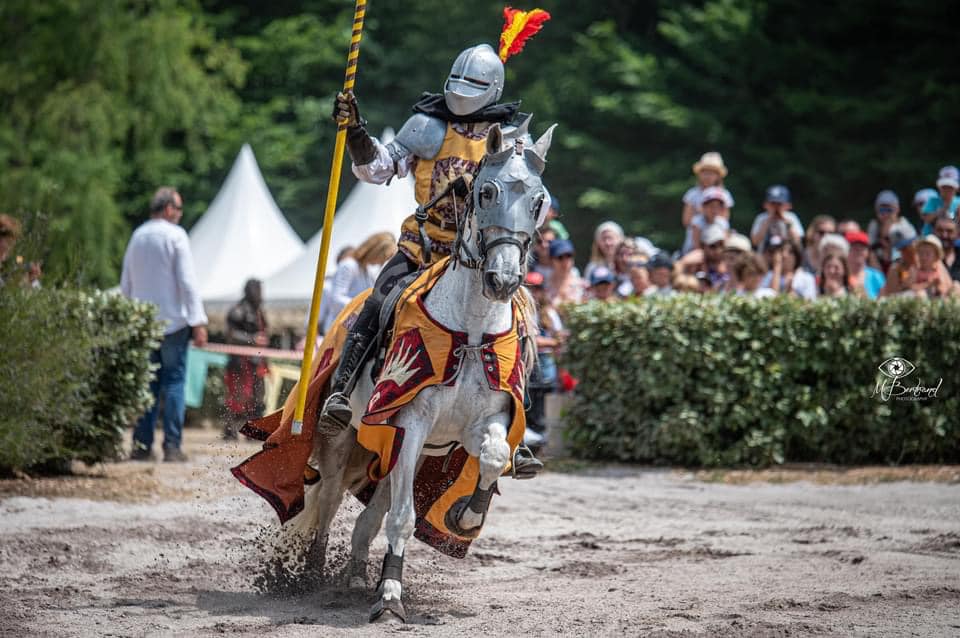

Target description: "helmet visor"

left=445, top=76, right=490, bottom=98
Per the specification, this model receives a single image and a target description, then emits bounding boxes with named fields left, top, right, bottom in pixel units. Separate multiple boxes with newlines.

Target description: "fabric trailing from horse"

left=231, top=258, right=528, bottom=557
left=230, top=294, right=367, bottom=523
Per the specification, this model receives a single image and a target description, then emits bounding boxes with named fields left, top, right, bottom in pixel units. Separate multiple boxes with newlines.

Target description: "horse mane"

left=512, top=285, right=539, bottom=379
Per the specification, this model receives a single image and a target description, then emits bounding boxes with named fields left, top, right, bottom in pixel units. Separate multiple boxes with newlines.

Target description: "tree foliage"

left=0, top=0, right=956, bottom=284
left=0, top=0, right=244, bottom=285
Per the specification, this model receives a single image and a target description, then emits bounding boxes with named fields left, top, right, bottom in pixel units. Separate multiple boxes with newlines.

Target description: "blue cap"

left=645, top=252, right=674, bottom=270
left=765, top=184, right=791, bottom=204
left=889, top=223, right=918, bottom=253
left=589, top=266, right=616, bottom=286
left=549, top=238, right=575, bottom=258
left=894, top=236, right=916, bottom=250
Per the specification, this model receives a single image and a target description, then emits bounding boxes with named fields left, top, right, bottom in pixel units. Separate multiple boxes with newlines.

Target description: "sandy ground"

left=1, top=428, right=958, bottom=638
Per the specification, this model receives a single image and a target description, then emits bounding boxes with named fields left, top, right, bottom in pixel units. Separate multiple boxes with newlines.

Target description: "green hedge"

left=561, top=295, right=960, bottom=467
left=0, top=288, right=163, bottom=474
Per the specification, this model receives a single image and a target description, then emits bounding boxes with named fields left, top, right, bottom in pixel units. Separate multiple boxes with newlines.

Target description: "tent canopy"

left=189, top=144, right=305, bottom=302
left=263, top=129, right=417, bottom=304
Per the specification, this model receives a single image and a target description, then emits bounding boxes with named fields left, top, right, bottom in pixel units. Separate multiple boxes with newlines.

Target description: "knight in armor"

left=320, top=43, right=543, bottom=477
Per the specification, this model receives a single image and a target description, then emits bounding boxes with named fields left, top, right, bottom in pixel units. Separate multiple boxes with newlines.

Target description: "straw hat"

left=917, top=234, right=944, bottom=259
left=692, top=152, right=728, bottom=177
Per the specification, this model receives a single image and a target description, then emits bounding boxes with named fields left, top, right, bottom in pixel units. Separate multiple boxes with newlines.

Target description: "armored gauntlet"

left=333, top=91, right=377, bottom=165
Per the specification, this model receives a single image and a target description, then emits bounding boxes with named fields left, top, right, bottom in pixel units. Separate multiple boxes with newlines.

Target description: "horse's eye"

left=479, top=182, right=500, bottom=208
left=530, top=194, right=545, bottom=217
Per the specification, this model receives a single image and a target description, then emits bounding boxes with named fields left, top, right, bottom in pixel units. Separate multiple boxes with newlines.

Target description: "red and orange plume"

left=498, top=7, right=551, bottom=63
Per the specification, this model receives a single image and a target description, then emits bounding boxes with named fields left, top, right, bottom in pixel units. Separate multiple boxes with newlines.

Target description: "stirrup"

left=317, top=392, right=353, bottom=435
left=511, top=444, right=543, bottom=480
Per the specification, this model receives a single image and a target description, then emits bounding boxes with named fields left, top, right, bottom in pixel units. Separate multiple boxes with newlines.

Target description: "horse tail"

left=513, top=285, right=539, bottom=379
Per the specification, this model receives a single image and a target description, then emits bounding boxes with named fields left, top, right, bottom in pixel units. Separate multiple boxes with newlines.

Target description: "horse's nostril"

left=484, top=271, right=502, bottom=291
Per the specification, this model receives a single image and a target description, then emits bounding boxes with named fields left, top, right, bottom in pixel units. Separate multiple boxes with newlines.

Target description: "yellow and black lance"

left=292, top=0, right=367, bottom=435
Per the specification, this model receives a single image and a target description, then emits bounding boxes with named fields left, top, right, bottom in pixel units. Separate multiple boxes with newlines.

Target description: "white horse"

left=286, top=122, right=555, bottom=622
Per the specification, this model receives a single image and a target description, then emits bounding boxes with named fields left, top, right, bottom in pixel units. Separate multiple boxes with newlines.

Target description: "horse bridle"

left=454, top=163, right=532, bottom=271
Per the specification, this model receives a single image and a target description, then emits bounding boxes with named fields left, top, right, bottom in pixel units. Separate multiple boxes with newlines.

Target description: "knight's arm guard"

left=346, top=125, right=378, bottom=166
left=350, top=111, right=443, bottom=184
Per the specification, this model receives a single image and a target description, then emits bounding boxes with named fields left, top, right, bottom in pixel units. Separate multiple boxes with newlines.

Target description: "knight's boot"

left=318, top=329, right=375, bottom=435
left=511, top=443, right=544, bottom=479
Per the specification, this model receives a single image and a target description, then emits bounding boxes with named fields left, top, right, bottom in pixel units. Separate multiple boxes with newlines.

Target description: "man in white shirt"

left=121, top=187, right=208, bottom=462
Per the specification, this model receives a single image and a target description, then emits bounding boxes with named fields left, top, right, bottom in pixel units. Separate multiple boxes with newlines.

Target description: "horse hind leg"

left=346, top=477, right=390, bottom=588
left=283, top=428, right=352, bottom=582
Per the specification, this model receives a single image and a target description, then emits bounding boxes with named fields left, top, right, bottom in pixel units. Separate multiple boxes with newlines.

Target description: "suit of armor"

left=319, top=43, right=542, bottom=487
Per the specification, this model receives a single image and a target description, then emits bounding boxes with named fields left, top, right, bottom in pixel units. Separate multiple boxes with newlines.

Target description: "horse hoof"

left=444, top=497, right=483, bottom=539
left=369, top=597, right=406, bottom=623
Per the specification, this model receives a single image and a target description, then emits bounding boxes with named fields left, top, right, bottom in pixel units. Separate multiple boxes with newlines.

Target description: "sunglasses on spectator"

left=877, top=206, right=895, bottom=214
left=554, top=253, right=574, bottom=260
left=707, top=242, right=724, bottom=249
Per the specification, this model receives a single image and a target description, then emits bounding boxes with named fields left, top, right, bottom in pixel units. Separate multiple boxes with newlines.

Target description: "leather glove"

left=332, top=91, right=364, bottom=128
left=332, top=91, right=377, bottom=165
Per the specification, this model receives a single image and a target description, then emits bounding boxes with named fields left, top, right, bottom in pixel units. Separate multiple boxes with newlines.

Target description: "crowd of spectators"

left=530, top=156, right=960, bottom=308
left=522, top=156, right=960, bottom=434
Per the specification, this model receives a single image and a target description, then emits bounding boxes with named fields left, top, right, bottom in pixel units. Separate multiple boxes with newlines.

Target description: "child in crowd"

left=682, top=152, right=732, bottom=228
left=682, top=186, right=731, bottom=254
left=587, top=266, right=617, bottom=301
left=627, top=257, right=651, bottom=297
left=734, top=253, right=776, bottom=298
left=882, top=236, right=952, bottom=298
left=913, top=187, right=938, bottom=233
left=867, top=190, right=916, bottom=250
left=920, top=166, right=959, bottom=236
left=612, top=239, right=638, bottom=296
left=643, top=253, right=675, bottom=296
left=844, top=231, right=885, bottom=299
left=818, top=253, right=851, bottom=297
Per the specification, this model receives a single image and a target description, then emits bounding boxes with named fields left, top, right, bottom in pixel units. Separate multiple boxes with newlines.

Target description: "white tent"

left=263, top=129, right=417, bottom=304
left=189, top=144, right=305, bottom=302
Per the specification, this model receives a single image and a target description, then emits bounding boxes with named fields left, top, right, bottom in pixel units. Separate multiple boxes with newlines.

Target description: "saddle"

left=369, top=269, right=423, bottom=381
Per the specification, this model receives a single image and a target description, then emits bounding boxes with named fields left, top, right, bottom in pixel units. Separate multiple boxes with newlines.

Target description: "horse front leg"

left=369, top=411, right=429, bottom=623
left=446, top=414, right=511, bottom=537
